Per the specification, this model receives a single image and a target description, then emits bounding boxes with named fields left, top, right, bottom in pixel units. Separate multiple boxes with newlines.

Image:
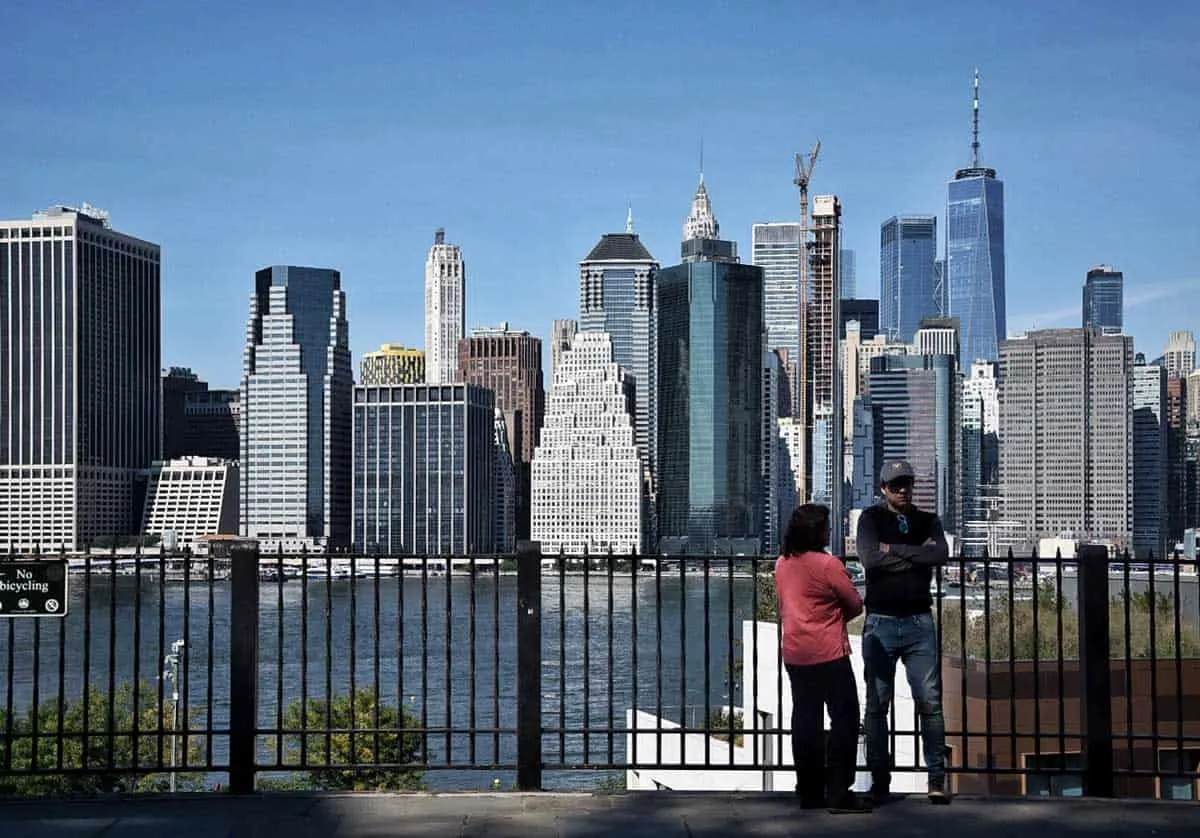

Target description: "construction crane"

left=792, top=140, right=820, bottom=500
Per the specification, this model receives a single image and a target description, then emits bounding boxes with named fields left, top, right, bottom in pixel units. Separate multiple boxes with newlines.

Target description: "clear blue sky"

left=4, top=0, right=1198, bottom=387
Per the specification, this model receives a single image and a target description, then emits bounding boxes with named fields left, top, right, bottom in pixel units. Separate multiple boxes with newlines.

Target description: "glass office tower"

left=1083, top=265, right=1123, bottom=335
left=880, top=215, right=939, bottom=344
left=947, top=167, right=1005, bottom=364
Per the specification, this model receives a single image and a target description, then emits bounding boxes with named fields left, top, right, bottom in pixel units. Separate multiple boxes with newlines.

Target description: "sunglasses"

left=884, top=478, right=914, bottom=491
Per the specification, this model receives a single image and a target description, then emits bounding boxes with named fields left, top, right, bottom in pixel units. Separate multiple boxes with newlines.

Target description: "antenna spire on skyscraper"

left=699, top=137, right=705, bottom=184
left=972, top=68, right=981, bottom=168
left=626, top=203, right=635, bottom=234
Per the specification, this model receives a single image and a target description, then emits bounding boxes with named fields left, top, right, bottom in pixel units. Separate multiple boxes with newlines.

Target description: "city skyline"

left=4, top=3, right=1198, bottom=388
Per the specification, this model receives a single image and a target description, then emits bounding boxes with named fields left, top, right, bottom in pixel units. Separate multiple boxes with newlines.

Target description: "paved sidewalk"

left=1, top=792, right=1198, bottom=837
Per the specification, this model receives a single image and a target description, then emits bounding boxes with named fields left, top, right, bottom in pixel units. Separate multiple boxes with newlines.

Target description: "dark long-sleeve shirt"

left=856, top=504, right=949, bottom=616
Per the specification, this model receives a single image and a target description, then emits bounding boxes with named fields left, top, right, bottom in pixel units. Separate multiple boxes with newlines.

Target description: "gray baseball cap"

left=879, top=460, right=915, bottom=485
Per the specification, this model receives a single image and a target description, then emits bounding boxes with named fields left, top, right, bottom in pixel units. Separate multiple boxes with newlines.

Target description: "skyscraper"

left=961, top=361, right=1000, bottom=525
left=840, top=298, right=880, bottom=341
left=999, top=329, right=1132, bottom=551
left=360, top=344, right=425, bottom=385
left=352, top=383, right=494, bottom=554
left=162, top=368, right=239, bottom=460
left=805, top=195, right=845, bottom=549
left=880, top=215, right=939, bottom=344
left=1163, top=330, right=1197, bottom=380
left=656, top=178, right=764, bottom=554
left=762, top=350, right=783, bottom=554
left=1166, top=375, right=1189, bottom=548
left=0, top=205, right=161, bottom=551
left=458, top=322, right=544, bottom=540
left=579, top=220, right=658, bottom=473
left=1132, top=358, right=1168, bottom=558
left=751, top=221, right=802, bottom=415
left=424, top=229, right=465, bottom=384
left=241, top=266, right=352, bottom=552
left=946, top=72, right=1006, bottom=364
left=531, top=331, right=644, bottom=555
left=913, top=317, right=961, bottom=361
left=1082, top=265, right=1123, bottom=335
left=867, top=353, right=960, bottom=531
left=839, top=249, right=857, bottom=299
left=551, top=319, right=578, bottom=378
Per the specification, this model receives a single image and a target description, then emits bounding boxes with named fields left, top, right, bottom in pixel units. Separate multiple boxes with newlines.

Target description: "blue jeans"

left=862, top=612, right=945, bottom=787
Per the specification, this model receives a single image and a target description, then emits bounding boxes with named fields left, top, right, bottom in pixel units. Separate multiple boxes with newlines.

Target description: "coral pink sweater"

left=774, top=551, right=864, bottom=666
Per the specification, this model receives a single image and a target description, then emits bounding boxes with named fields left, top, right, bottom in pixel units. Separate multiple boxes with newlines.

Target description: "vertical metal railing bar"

left=607, top=549, right=615, bottom=765
left=1173, top=554, right=1185, bottom=782
left=443, top=553, right=453, bottom=764
left=725, top=555, right=735, bottom=767
left=558, top=550, right=566, bottom=764
left=3, top=597, right=14, bottom=773
left=106, top=544, right=118, bottom=771
left=583, top=548, right=592, bottom=764
left=181, top=556, right=192, bottom=772
left=750, top=555, right=760, bottom=768
left=80, top=551, right=93, bottom=773
left=397, top=556, right=407, bottom=766
left=1123, top=556, right=1134, bottom=777
left=702, top=555, right=711, bottom=767
left=420, top=559, right=429, bottom=754
left=1055, top=549, right=1066, bottom=763
left=349, top=556, right=359, bottom=773
left=322, top=552, right=333, bottom=767
left=490, top=553, right=500, bottom=764
left=30, top=608, right=42, bottom=773
left=1007, top=554, right=1018, bottom=776
left=982, top=549, right=993, bottom=777
left=299, top=550, right=310, bottom=768
left=630, top=550, right=640, bottom=768
left=274, top=552, right=285, bottom=769
left=155, top=549, right=167, bottom=773
left=467, top=556, right=478, bottom=765
left=655, top=554, right=664, bottom=770
left=1032, top=551, right=1043, bottom=765
left=677, top=556, right=687, bottom=766
left=55, top=555, right=68, bottom=773
left=130, top=545, right=144, bottom=774
left=372, top=554, right=382, bottom=769
left=205, top=554, right=216, bottom=771
left=958, top=551, right=971, bottom=787
left=1148, top=551, right=1161, bottom=782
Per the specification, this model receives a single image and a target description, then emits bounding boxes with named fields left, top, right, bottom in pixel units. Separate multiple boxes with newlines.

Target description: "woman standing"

left=774, top=504, right=870, bottom=814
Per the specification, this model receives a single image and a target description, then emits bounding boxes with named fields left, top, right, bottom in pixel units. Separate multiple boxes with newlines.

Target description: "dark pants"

left=862, top=612, right=946, bottom=788
left=785, top=655, right=860, bottom=803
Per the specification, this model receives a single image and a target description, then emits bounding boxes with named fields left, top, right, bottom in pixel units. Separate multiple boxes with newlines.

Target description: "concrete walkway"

left=1, top=792, right=1198, bottom=837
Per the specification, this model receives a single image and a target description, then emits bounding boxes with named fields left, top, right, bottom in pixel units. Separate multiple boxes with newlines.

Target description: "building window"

left=1023, top=753, right=1083, bottom=798
left=1159, top=749, right=1200, bottom=801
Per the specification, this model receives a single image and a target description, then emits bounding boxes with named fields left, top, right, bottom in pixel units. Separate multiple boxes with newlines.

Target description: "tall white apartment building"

left=999, top=329, right=1133, bottom=551
left=0, top=205, right=160, bottom=551
left=241, top=266, right=352, bottom=552
left=531, top=332, right=643, bottom=555
left=141, top=457, right=239, bottom=548
left=752, top=222, right=802, bottom=385
left=424, top=228, right=465, bottom=384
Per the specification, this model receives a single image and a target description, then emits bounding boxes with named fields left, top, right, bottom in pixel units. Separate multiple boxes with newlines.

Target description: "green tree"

left=940, top=585, right=1200, bottom=661
left=278, top=691, right=424, bottom=791
left=0, top=683, right=206, bottom=796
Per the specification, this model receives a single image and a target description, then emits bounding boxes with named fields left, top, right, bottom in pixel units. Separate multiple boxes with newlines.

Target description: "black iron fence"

left=0, top=542, right=1198, bottom=799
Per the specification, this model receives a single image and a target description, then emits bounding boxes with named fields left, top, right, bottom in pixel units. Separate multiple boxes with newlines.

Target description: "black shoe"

left=794, top=783, right=826, bottom=809
left=866, top=783, right=892, bottom=806
left=927, top=777, right=951, bottom=805
left=828, top=792, right=873, bottom=814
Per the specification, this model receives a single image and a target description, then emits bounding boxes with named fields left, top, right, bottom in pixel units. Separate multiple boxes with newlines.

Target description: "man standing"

left=856, top=460, right=951, bottom=805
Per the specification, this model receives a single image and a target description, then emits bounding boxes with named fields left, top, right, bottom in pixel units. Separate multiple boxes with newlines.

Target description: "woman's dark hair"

left=781, top=504, right=830, bottom=556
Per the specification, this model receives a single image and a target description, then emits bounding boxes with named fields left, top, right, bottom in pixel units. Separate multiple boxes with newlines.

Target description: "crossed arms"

left=856, top=509, right=949, bottom=573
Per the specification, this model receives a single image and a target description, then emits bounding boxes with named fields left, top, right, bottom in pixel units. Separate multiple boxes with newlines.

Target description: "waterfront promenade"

left=1, top=792, right=1199, bottom=837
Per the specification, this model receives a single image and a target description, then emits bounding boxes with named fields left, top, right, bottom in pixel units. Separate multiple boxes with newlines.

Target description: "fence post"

left=516, top=540, right=542, bottom=790
left=1077, top=543, right=1114, bottom=797
left=228, top=542, right=261, bottom=794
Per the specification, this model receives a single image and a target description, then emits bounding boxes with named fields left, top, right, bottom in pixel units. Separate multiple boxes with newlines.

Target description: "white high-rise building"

left=912, top=318, right=961, bottom=361
left=0, top=205, right=160, bottom=551
left=777, top=418, right=805, bottom=526
left=424, top=229, right=465, bottom=384
left=241, top=266, right=352, bottom=552
left=141, top=457, right=239, bottom=549
left=999, top=329, right=1132, bottom=552
left=1162, top=330, right=1196, bottom=380
left=531, top=332, right=643, bottom=555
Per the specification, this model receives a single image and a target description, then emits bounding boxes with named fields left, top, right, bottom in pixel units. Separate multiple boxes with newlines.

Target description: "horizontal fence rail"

left=0, top=542, right=1197, bottom=800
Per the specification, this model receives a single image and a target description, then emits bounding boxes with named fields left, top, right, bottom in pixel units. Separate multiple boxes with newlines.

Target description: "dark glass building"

left=880, top=215, right=939, bottom=343
left=840, top=298, right=880, bottom=340
left=163, top=367, right=239, bottom=460
left=353, top=383, right=494, bottom=554
left=656, top=180, right=763, bottom=553
left=1082, top=265, right=1123, bottom=335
